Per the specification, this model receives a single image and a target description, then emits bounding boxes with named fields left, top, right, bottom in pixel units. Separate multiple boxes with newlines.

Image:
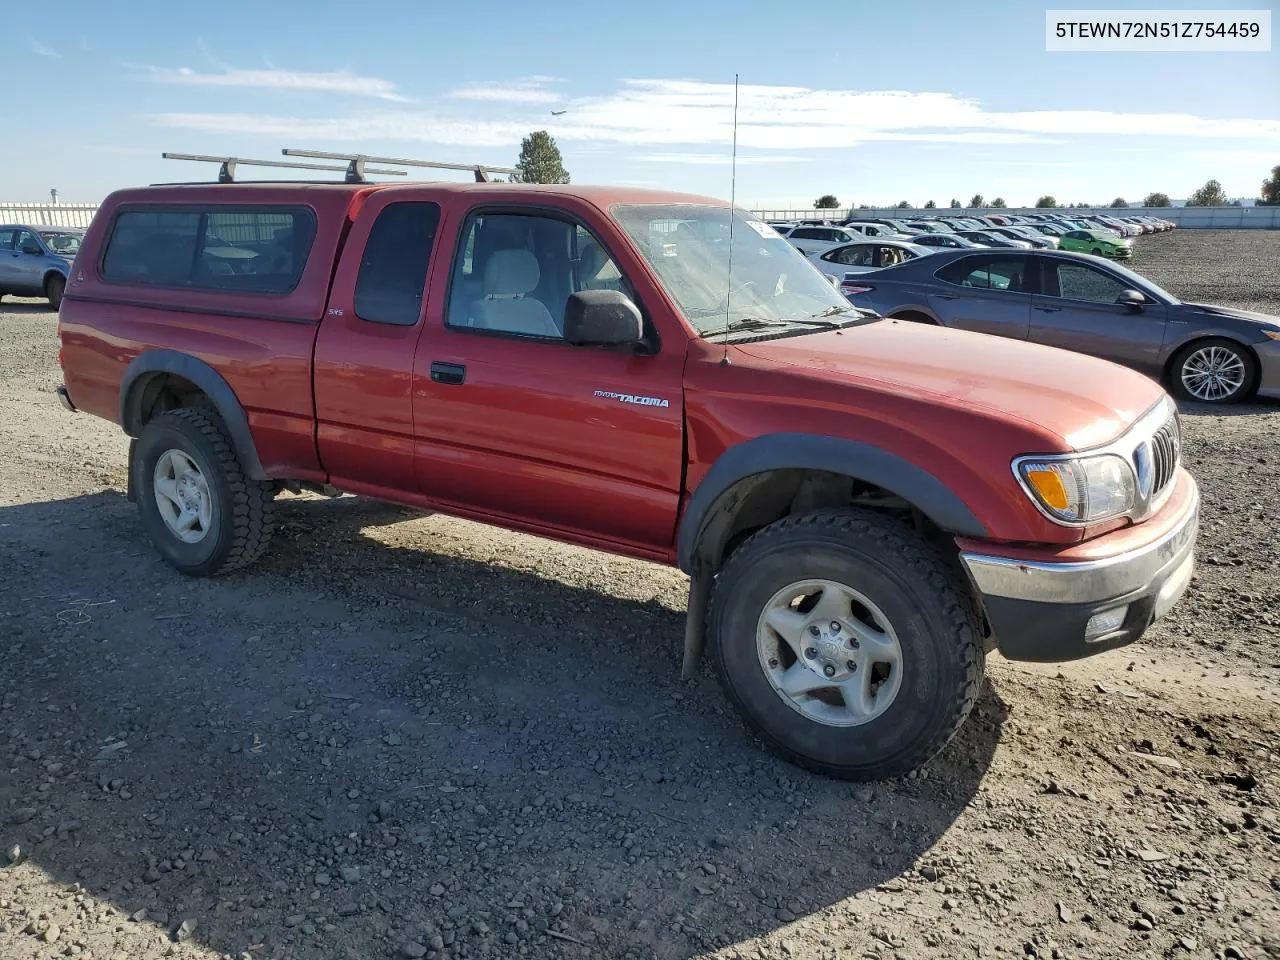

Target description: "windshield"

left=610, top=203, right=852, bottom=336
left=39, top=232, right=82, bottom=256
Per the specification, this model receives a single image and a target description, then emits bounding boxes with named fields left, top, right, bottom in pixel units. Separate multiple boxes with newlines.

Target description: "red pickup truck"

left=55, top=178, right=1199, bottom=781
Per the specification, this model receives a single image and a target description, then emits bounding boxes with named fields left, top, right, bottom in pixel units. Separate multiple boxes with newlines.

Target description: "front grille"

left=1147, top=415, right=1180, bottom=502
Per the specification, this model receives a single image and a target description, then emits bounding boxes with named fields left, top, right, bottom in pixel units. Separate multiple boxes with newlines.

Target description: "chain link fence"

left=0, top=203, right=101, bottom=229
left=750, top=205, right=1280, bottom=229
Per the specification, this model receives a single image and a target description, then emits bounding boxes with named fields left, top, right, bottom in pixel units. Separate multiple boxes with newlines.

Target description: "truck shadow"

left=1, top=490, right=1006, bottom=960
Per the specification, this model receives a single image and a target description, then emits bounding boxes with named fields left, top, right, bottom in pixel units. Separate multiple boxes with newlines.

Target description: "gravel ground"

left=2, top=230, right=1278, bottom=960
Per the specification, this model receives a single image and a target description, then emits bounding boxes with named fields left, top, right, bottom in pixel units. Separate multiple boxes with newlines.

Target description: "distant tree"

left=1259, top=165, right=1280, bottom=206
left=1228, top=199, right=1243, bottom=206
left=814, top=194, right=840, bottom=209
left=1035, top=195, right=1058, bottom=208
left=923, top=200, right=937, bottom=209
left=969, top=193, right=985, bottom=208
left=896, top=200, right=912, bottom=209
left=1143, top=192, right=1172, bottom=207
left=857, top=203, right=872, bottom=210
left=1186, top=179, right=1227, bottom=206
left=990, top=197, right=1006, bottom=208
left=1109, top=197, right=1128, bottom=208
left=949, top=198, right=961, bottom=208
left=512, top=131, right=569, bottom=184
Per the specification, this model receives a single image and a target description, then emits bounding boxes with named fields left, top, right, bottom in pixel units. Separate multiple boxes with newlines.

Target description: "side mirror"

left=21, top=243, right=43, bottom=256
left=564, top=290, right=643, bottom=346
left=1116, top=289, right=1146, bottom=311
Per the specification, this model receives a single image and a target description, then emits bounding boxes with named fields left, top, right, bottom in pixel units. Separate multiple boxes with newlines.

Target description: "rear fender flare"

left=119, top=350, right=268, bottom=481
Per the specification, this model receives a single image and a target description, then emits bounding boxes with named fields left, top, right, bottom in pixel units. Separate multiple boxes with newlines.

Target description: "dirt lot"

left=2, top=229, right=1278, bottom=960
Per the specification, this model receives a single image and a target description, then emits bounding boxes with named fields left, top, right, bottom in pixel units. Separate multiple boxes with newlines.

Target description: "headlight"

left=1016, top=454, right=1137, bottom=524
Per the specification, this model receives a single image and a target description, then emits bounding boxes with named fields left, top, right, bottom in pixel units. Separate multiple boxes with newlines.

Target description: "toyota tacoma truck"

left=55, top=174, right=1199, bottom=781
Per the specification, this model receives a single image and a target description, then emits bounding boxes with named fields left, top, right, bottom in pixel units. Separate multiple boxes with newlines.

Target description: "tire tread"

left=708, top=508, right=984, bottom=780
left=151, top=407, right=275, bottom=574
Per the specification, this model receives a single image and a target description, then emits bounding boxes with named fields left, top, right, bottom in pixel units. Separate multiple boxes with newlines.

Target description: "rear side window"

left=354, top=202, right=441, bottom=326
left=101, top=207, right=315, bottom=293
left=937, top=256, right=1028, bottom=292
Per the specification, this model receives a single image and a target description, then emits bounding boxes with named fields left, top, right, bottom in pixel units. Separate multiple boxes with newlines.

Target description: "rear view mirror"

left=564, top=290, right=643, bottom=346
left=1116, top=289, right=1146, bottom=311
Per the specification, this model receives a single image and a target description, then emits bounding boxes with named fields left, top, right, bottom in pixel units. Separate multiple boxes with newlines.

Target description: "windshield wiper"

left=704, top=313, right=851, bottom=340
left=707, top=317, right=798, bottom=335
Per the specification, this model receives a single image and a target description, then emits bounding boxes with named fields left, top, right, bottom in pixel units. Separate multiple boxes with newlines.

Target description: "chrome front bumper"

left=960, top=477, right=1199, bottom=661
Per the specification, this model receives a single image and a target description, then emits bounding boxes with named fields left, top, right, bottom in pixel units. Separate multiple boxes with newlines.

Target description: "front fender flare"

left=676, top=433, right=986, bottom=575
left=119, top=349, right=269, bottom=481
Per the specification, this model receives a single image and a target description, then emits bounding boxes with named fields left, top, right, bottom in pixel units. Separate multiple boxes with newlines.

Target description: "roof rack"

left=282, top=149, right=519, bottom=184
left=161, top=152, right=409, bottom=184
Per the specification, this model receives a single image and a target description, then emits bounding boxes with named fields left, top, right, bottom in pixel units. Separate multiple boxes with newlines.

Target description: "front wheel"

left=1170, top=338, right=1257, bottom=404
left=45, top=274, right=65, bottom=311
left=133, top=407, right=276, bottom=576
left=1090, top=247, right=1103, bottom=256
left=708, top=509, right=984, bottom=781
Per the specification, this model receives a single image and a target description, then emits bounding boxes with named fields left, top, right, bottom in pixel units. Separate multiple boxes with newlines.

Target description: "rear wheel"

left=708, top=509, right=984, bottom=780
left=1170, top=338, right=1257, bottom=404
left=133, top=407, right=276, bottom=576
left=45, top=275, right=65, bottom=310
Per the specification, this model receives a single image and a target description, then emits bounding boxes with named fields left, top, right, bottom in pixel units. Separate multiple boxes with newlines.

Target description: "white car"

left=842, top=221, right=908, bottom=239
left=805, top=239, right=935, bottom=282
left=784, top=225, right=867, bottom=256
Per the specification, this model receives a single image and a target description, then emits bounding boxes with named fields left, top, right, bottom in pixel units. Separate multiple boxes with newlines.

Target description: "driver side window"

left=1051, top=263, right=1129, bottom=303
left=445, top=212, right=631, bottom=340
left=16, top=230, right=40, bottom=254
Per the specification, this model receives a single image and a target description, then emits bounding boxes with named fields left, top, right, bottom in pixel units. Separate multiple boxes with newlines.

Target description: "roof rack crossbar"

left=161, top=152, right=408, bottom=183
left=282, top=148, right=518, bottom=184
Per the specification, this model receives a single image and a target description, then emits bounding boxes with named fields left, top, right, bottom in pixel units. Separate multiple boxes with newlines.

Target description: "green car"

left=1058, top=228, right=1132, bottom=259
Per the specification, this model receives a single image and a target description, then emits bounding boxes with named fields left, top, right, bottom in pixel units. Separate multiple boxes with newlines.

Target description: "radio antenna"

left=720, top=73, right=739, bottom=366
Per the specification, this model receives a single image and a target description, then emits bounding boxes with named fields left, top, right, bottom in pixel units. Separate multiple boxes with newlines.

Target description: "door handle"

left=934, top=294, right=958, bottom=300
left=1034, top=306, right=1062, bottom=313
left=429, top=361, right=466, bottom=385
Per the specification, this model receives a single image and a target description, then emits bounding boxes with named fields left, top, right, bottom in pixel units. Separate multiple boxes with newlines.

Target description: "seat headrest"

left=484, top=249, right=539, bottom=297
left=579, top=241, right=604, bottom=280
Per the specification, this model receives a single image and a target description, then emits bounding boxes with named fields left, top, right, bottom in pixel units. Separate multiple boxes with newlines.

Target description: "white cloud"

left=27, top=36, right=61, bottom=58
left=447, top=76, right=563, bottom=104
left=143, top=65, right=409, bottom=102
left=148, top=77, right=1280, bottom=150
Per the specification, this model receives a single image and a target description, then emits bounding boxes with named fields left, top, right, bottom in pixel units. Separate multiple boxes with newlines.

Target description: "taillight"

left=841, top=283, right=874, bottom=297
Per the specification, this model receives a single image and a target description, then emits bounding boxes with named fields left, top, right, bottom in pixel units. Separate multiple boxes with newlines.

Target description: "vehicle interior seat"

left=469, top=249, right=559, bottom=337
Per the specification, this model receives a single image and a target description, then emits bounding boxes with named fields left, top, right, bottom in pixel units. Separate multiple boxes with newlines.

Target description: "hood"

left=1180, top=302, right=1280, bottom=328
left=733, top=319, right=1166, bottom=451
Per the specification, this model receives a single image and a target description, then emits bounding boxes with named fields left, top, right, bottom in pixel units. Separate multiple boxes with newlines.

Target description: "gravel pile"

left=1, top=231, right=1277, bottom=960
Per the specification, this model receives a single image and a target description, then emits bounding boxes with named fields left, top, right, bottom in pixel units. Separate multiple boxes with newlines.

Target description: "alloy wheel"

left=1181, top=345, right=1247, bottom=402
left=756, top=579, right=904, bottom=727
left=152, top=449, right=214, bottom=543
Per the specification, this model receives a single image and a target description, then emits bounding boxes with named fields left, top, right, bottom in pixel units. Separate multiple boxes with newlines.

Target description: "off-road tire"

left=708, top=508, right=984, bottom=781
left=45, top=275, right=65, bottom=311
left=133, top=407, right=276, bottom=576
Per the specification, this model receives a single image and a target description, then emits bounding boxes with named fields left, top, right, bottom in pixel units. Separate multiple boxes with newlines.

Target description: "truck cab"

left=55, top=161, right=1198, bottom=782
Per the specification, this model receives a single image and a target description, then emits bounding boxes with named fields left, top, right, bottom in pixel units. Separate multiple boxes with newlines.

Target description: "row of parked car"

left=766, top=211, right=1175, bottom=269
